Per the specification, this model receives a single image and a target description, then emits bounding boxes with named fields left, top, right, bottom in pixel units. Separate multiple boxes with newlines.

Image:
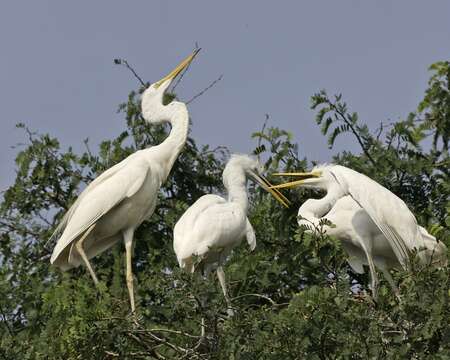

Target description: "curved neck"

left=224, top=169, right=249, bottom=213
left=149, top=104, right=189, bottom=180
left=298, top=183, right=345, bottom=234
left=299, top=184, right=342, bottom=219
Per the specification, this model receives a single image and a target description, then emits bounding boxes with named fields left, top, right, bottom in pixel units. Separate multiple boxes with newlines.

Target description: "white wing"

left=50, top=155, right=150, bottom=263
left=173, top=195, right=247, bottom=266
left=331, top=165, right=425, bottom=268
left=245, top=219, right=256, bottom=251
left=173, top=194, right=225, bottom=260
left=49, top=154, right=136, bottom=242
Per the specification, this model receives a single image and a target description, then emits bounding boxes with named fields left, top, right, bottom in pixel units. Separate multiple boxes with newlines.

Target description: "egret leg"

left=75, top=224, right=98, bottom=284
left=199, top=296, right=206, bottom=341
left=123, top=228, right=136, bottom=313
left=216, top=266, right=234, bottom=316
left=200, top=317, right=206, bottom=338
left=356, top=237, right=379, bottom=300
left=381, top=269, right=400, bottom=298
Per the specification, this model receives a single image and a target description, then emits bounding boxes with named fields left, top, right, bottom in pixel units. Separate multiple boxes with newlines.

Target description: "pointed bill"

left=258, top=174, right=291, bottom=207
left=269, top=179, right=307, bottom=190
left=154, top=48, right=201, bottom=89
left=249, top=171, right=291, bottom=208
left=270, top=171, right=322, bottom=190
left=272, top=171, right=322, bottom=178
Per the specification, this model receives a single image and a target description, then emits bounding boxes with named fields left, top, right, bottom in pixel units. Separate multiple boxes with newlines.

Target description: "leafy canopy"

left=0, top=62, right=449, bottom=359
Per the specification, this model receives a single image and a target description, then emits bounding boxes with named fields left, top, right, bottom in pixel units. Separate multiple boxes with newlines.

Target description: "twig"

left=231, top=293, right=288, bottom=307
left=201, top=145, right=229, bottom=156
left=375, top=122, right=384, bottom=142
left=83, top=138, right=95, bottom=161
left=127, top=332, right=166, bottom=359
left=328, top=101, right=377, bottom=166
left=186, top=75, right=223, bottom=105
left=114, top=58, right=146, bottom=87
left=0, top=220, right=41, bottom=238
left=104, top=350, right=119, bottom=357
left=146, top=328, right=201, bottom=339
left=255, top=114, right=269, bottom=162
left=260, top=114, right=269, bottom=147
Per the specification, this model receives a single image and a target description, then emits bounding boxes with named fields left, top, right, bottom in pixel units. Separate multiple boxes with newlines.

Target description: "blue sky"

left=1, top=1, right=449, bottom=190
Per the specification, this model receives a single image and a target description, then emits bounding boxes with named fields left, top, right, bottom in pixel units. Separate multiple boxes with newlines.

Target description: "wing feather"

left=245, top=219, right=256, bottom=251
left=48, top=155, right=136, bottom=243
left=173, top=194, right=226, bottom=260
left=173, top=196, right=248, bottom=266
left=331, top=165, right=425, bottom=268
left=50, top=155, right=150, bottom=263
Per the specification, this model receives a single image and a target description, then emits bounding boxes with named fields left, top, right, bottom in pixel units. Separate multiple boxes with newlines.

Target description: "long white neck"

left=223, top=169, right=249, bottom=214
left=146, top=103, right=189, bottom=181
left=298, top=184, right=343, bottom=226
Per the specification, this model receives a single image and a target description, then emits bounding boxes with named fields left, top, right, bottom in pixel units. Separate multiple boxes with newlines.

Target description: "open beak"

left=270, top=171, right=322, bottom=190
left=154, top=48, right=201, bottom=89
left=249, top=171, right=291, bottom=208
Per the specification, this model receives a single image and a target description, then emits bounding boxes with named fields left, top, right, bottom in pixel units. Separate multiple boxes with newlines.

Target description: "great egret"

left=272, top=164, right=448, bottom=298
left=50, top=50, right=200, bottom=312
left=173, top=154, right=289, bottom=314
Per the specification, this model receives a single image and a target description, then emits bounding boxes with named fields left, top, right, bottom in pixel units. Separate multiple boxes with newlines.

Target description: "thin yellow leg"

left=217, top=266, right=234, bottom=316
left=75, top=224, right=98, bottom=284
left=123, top=229, right=135, bottom=313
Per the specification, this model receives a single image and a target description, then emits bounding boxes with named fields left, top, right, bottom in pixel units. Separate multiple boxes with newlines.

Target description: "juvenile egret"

left=272, top=164, right=447, bottom=298
left=50, top=50, right=200, bottom=312
left=173, top=154, right=289, bottom=313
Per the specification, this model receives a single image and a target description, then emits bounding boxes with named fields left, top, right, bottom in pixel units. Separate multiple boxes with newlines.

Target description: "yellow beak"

left=270, top=171, right=322, bottom=189
left=249, top=171, right=291, bottom=208
left=154, top=48, right=201, bottom=89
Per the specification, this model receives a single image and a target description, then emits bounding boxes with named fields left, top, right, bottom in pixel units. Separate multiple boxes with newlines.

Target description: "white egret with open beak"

left=173, top=154, right=289, bottom=314
left=271, top=164, right=447, bottom=298
left=50, top=50, right=200, bottom=312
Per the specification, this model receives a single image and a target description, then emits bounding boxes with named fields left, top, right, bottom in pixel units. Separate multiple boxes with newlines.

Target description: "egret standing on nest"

left=50, top=50, right=200, bottom=312
left=271, top=164, right=447, bottom=298
left=173, top=154, right=290, bottom=313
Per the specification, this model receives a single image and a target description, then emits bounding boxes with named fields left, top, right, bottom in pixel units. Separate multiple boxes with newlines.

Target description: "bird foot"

left=130, top=311, right=143, bottom=327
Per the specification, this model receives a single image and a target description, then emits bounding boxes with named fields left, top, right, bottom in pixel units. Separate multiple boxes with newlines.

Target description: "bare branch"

left=114, top=58, right=146, bottom=87
left=186, top=75, right=223, bottom=105
left=232, top=293, right=288, bottom=307
left=147, top=328, right=201, bottom=339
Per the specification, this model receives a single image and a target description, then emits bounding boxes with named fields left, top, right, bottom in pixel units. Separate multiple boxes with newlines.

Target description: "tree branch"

left=186, top=75, right=223, bottom=105
left=114, top=58, right=146, bottom=87
left=328, top=101, right=377, bottom=166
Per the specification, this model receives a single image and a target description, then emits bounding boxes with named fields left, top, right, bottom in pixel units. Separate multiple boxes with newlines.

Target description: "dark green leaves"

left=1, top=60, right=449, bottom=359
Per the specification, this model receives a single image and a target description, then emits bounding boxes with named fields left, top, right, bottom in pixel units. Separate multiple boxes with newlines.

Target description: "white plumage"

left=273, top=164, right=447, bottom=298
left=174, top=154, right=288, bottom=312
left=50, top=50, right=199, bottom=312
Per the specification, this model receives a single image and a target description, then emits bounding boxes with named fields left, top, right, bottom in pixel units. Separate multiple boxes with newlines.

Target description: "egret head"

left=270, top=165, right=336, bottom=191
left=141, top=49, right=200, bottom=123
left=224, top=154, right=291, bottom=208
left=225, top=154, right=264, bottom=175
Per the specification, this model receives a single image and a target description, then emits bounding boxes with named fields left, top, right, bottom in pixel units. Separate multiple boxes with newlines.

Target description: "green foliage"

left=1, top=62, right=449, bottom=359
left=418, top=61, right=450, bottom=153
